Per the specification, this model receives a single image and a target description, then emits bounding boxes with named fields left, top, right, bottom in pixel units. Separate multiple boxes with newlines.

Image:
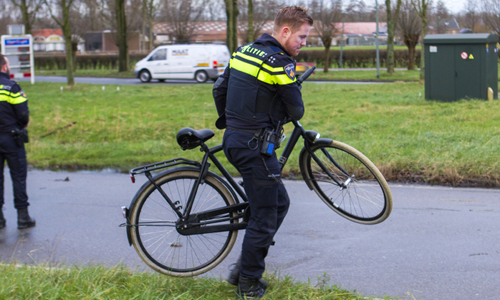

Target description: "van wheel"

left=195, top=71, right=208, bottom=83
left=139, top=70, right=151, bottom=83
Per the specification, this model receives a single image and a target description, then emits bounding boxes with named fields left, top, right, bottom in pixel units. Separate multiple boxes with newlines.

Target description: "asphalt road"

left=0, top=169, right=499, bottom=300
left=16, top=76, right=386, bottom=86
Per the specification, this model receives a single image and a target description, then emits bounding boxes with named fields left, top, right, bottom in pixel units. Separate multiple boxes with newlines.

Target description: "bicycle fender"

left=125, top=166, right=239, bottom=246
left=298, top=138, right=334, bottom=191
left=125, top=166, right=201, bottom=246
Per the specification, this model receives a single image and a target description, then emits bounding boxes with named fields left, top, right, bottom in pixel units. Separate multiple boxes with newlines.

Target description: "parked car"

left=134, top=44, right=230, bottom=83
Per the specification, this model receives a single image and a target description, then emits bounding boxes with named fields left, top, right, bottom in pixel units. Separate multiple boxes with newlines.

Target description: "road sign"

left=1, top=34, right=34, bottom=84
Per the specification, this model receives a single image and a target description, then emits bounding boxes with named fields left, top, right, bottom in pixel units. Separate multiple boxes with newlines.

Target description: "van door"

left=169, top=47, right=191, bottom=79
left=145, top=48, right=169, bottom=79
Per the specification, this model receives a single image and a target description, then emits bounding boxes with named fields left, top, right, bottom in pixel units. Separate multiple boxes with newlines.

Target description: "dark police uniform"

left=213, top=33, right=304, bottom=281
left=0, top=72, right=30, bottom=210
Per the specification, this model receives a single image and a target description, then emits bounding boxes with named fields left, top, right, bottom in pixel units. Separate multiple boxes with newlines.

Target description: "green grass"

left=37, top=69, right=136, bottom=78
left=0, top=264, right=391, bottom=299
left=302, top=45, right=409, bottom=51
left=311, top=69, right=420, bottom=81
left=22, top=81, right=500, bottom=186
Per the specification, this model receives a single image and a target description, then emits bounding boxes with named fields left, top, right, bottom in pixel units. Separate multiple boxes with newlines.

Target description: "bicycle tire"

left=129, top=170, right=238, bottom=276
left=301, top=140, right=392, bottom=225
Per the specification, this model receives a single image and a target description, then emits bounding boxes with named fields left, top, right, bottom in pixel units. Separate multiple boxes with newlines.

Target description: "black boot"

left=0, top=208, right=5, bottom=229
left=17, top=207, right=36, bottom=229
left=228, top=256, right=268, bottom=289
left=237, top=276, right=266, bottom=299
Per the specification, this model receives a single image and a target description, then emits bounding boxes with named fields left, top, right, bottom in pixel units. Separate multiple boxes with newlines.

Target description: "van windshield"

left=149, top=49, right=167, bottom=61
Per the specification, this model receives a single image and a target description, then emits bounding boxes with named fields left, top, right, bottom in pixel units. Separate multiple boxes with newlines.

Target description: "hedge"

left=34, top=53, right=147, bottom=71
left=296, top=49, right=422, bottom=68
left=34, top=48, right=500, bottom=70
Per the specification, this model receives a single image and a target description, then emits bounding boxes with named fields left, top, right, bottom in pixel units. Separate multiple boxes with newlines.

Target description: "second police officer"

left=213, top=6, right=313, bottom=299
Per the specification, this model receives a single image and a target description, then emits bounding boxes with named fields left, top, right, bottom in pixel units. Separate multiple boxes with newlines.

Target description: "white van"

left=134, top=44, right=230, bottom=83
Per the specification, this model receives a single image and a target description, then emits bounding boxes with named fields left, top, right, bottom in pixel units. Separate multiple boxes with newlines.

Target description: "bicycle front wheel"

left=129, top=170, right=238, bottom=276
left=301, top=141, right=392, bottom=225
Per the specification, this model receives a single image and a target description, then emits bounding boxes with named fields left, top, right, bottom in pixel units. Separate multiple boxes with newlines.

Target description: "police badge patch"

left=284, top=63, right=295, bottom=80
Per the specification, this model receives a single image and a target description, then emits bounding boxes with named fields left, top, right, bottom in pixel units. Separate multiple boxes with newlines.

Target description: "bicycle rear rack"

left=129, top=157, right=201, bottom=183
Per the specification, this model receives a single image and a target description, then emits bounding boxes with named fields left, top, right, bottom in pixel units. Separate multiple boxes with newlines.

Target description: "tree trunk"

left=385, top=0, right=402, bottom=74
left=19, top=0, right=32, bottom=34
left=248, top=0, right=254, bottom=41
left=407, top=42, right=415, bottom=70
left=142, top=0, right=147, bottom=52
left=323, top=38, right=331, bottom=73
left=62, top=8, right=74, bottom=87
left=116, top=0, right=129, bottom=72
left=72, top=41, right=78, bottom=72
left=224, top=0, right=238, bottom=53
left=420, top=18, right=427, bottom=81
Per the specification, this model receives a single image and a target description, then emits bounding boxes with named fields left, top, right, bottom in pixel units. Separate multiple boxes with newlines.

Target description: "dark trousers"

left=223, top=129, right=290, bottom=279
left=0, top=134, right=28, bottom=209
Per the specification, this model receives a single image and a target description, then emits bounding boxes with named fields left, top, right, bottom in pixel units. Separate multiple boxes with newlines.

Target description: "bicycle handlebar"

left=297, top=66, right=316, bottom=85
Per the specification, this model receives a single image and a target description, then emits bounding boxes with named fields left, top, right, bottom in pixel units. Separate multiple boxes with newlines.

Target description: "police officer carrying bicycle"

left=0, top=55, right=35, bottom=230
left=213, top=6, right=313, bottom=299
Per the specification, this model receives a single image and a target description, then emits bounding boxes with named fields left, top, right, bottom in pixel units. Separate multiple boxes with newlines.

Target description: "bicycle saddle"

left=176, top=127, right=215, bottom=150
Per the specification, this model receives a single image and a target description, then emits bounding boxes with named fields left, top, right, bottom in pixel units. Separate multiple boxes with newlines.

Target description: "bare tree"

left=310, top=0, right=342, bottom=73
left=412, top=0, right=431, bottom=81
left=142, top=0, right=160, bottom=51
left=462, top=0, right=479, bottom=32
left=161, top=0, right=204, bottom=43
left=434, top=0, right=449, bottom=33
left=115, top=0, right=128, bottom=71
left=44, top=0, right=76, bottom=86
left=398, top=0, right=421, bottom=70
left=10, top=0, right=44, bottom=34
left=238, top=0, right=279, bottom=44
left=0, top=1, right=16, bottom=35
left=386, top=0, right=402, bottom=73
left=483, top=0, right=500, bottom=36
left=224, top=0, right=239, bottom=53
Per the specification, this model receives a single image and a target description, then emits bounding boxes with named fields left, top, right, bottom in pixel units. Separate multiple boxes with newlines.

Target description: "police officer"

left=0, top=55, right=35, bottom=230
left=213, top=6, right=313, bottom=299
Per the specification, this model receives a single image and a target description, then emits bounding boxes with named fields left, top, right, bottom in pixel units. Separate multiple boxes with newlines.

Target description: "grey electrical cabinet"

left=424, top=33, right=498, bottom=101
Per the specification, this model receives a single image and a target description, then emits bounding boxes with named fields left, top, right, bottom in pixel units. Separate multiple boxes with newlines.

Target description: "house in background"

left=333, top=22, right=388, bottom=46
left=427, top=18, right=461, bottom=34
left=84, top=31, right=141, bottom=53
left=153, top=21, right=323, bottom=48
left=31, top=29, right=85, bottom=53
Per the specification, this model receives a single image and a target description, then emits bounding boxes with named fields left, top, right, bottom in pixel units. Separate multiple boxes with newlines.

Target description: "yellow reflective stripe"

left=274, top=74, right=296, bottom=85
left=235, top=52, right=284, bottom=73
left=0, top=91, right=27, bottom=104
left=231, top=58, right=296, bottom=85
left=235, top=52, right=263, bottom=65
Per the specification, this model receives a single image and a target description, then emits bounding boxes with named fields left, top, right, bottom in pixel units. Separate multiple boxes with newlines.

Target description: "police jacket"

left=213, top=33, right=304, bottom=130
left=0, top=72, right=29, bottom=133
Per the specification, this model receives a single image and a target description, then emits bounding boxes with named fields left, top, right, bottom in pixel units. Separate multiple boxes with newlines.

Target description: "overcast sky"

left=365, top=0, right=469, bottom=14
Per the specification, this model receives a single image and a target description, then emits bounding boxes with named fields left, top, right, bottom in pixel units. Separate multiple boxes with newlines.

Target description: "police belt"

left=226, top=126, right=264, bottom=136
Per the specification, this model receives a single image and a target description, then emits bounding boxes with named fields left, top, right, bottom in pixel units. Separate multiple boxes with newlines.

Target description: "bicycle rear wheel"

left=301, top=141, right=392, bottom=224
left=129, top=170, right=238, bottom=276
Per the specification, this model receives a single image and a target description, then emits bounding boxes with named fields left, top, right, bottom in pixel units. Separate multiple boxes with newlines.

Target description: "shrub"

left=296, top=49, right=422, bottom=69
left=34, top=53, right=147, bottom=71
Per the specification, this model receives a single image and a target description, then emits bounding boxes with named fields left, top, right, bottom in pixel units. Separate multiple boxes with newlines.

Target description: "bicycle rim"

left=305, top=141, right=392, bottom=224
left=130, top=170, right=238, bottom=276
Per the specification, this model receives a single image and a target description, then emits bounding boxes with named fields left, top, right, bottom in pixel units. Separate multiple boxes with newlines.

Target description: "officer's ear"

left=280, top=26, right=291, bottom=40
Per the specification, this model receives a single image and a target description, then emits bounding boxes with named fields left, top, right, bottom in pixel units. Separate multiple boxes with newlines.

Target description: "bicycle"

left=120, top=67, right=393, bottom=277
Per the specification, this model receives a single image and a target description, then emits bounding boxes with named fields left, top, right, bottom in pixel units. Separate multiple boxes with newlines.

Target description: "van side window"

left=149, top=49, right=167, bottom=61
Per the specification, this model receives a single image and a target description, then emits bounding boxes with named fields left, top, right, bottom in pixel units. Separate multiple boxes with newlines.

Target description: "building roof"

left=31, top=28, right=63, bottom=37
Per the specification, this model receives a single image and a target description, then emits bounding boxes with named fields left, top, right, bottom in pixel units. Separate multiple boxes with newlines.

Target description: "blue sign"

left=4, top=38, right=29, bottom=46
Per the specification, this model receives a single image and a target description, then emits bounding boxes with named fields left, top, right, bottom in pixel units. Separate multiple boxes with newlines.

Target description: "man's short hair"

left=0, top=55, right=6, bottom=70
left=273, top=6, right=313, bottom=33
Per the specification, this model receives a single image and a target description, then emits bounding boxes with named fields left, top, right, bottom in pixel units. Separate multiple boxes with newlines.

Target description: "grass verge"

left=0, top=264, right=390, bottom=299
left=22, top=81, right=500, bottom=187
